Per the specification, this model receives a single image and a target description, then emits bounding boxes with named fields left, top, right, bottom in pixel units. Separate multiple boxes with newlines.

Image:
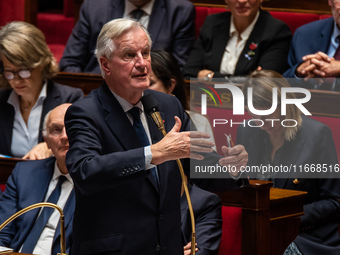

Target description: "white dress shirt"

left=123, top=0, right=155, bottom=28
left=220, top=11, right=260, bottom=75
left=8, top=82, right=47, bottom=158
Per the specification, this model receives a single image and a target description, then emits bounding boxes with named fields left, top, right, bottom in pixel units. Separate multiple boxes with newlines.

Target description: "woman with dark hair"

left=237, top=70, right=340, bottom=255
left=150, top=50, right=215, bottom=148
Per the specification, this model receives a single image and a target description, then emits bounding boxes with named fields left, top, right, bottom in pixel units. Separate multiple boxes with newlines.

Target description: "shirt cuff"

left=144, top=145, right=156, bottom=170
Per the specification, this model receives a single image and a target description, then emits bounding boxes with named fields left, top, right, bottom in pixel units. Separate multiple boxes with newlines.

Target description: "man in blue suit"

left=65, top=19, right=248, bottom=255
left=0, top=103, right=75, bottom=255
left=59, top=0, right=195, bottom=74
left=284, top=0, right=340, bottom=90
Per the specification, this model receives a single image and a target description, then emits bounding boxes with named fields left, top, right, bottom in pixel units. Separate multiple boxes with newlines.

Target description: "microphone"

left=0, top=202, right=67, bottom=255
left=141, top=94, right=166, bottom=136
left=141, top=93, right=196, bottom=255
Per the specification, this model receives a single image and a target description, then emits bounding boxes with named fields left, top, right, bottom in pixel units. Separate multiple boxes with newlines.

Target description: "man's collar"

left=125, top=0, right=155, bottom=16
left=109, top=88, right=145, bottom=113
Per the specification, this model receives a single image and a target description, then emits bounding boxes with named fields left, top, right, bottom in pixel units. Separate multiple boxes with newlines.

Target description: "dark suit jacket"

left=0, top=157, right=75, bottom=255
left=59, top=0, right=195, bottom=74
left=65, top=85, right=242, bottom=255
left=183, top=9, right=292, bottom=78
left=237, top=116, right=340, bottom=255
left=0, top=80, right=83, bottom=157
left=284, top=18, right=334, bottom=78
left=181, top=182, right=222, bottom=255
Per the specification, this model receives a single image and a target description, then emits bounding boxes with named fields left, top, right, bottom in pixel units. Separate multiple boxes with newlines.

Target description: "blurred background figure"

left=283, top=0, right=340, bottom=91
left=59, top=0, right=195, bottom=73
left=183, top=0, right=291, bottom=80
left=150, top=50, right=215, bottom=149
left=237, top=70, right=340, bottom=255
left=0, top=21, right=83, bottom=159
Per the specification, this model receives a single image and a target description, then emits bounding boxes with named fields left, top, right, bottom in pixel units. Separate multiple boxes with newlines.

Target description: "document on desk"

left=0, top=246, right=13, bottom=254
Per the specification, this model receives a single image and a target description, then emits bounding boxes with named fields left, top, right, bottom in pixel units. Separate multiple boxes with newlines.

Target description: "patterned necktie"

left=131, top=8, right=144, bottom=21
left=21, top=176, right=67, bottom=253
left=334, top=36, right=340, bottom=60
left=129, top=107, right=159, bottom=186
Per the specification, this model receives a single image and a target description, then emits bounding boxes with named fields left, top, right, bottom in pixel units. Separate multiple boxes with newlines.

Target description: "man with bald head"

left=0, top=103, right=75, bottom=255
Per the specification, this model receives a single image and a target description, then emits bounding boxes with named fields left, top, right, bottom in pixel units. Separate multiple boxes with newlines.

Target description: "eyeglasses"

left=3, top=69, right=32, bottom=80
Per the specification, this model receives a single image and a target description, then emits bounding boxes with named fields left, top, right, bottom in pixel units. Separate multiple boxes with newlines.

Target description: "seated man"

left=181, top=178, right=222, bottom=255
left=284, top=0, right=340, bottom=91
left=0, top=103, right=75, bottom=255
left=59, top=0, right=195, bottom=73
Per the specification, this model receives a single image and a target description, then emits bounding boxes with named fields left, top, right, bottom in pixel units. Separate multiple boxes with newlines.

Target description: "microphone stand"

left=0, top=202, right=67, bottom=255
left=148, top=110, right=196, bottom=255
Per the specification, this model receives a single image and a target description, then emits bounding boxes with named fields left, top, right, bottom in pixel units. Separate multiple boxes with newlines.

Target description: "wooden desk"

left=53, top=72, right=103, bottom=96
left=217, top=180, right=307, bottom=255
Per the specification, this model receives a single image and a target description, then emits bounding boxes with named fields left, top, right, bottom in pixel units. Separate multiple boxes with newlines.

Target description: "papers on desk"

left=0, top=246, right=13, bottom=254
left=0, top=154, right=11, bottom=158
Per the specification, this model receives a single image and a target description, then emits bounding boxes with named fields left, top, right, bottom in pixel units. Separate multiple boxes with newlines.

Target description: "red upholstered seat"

left=218, top=206, right=242, bottom=255
left=0, top=185, right=5, bottom=192
left=195, top=7, right=208, bottom=38
left=269, top=11, right=319, bottom=34
left=0, top=0, right=26, bottom=26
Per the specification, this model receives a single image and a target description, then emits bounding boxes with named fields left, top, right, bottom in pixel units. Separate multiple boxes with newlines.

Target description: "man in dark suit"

left=284, top=0, right=340, bottom=90
left=59, top=0, right=195, bottom=74
left=181, top=181, right=222, bottom=255
left=65, top=19, right=248, bottom=255
left=0, top=103, right=75, bottom=255
left=183, top=0, right=291, bottom=79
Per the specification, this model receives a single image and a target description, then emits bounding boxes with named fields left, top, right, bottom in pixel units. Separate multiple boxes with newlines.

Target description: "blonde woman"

left=0, top=21, right=83, bottom=159
left=237, top=70, right=340, bottom=255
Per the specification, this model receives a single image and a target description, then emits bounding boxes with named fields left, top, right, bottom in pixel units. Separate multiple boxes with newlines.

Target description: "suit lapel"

left=319, top=18, right=335, bottom=53
left=148, top=0, right=165, bottom=42
left=212, top=13, right=231, bottom=71
left=235, top=10, right=264, bottom=75
left=53, top=189, right=75, bottom=246
left=274, top=135, right=305, bottom=188
left=146, top=111, right=166, bottom=192
left=19, top=158, right=55, bottom=245
left=109, top=0, right=125, bottom=20
left=98, top=84, right=142, bottom=151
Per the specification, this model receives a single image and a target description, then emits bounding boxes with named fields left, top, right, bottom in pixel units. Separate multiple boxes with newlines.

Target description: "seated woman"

left=149, top=50, right=222, bottom=254
left=237, top=70, right=340, bottom=255
left=0, top=21, right=84, bottom=159
left=150, top=50, right=215, bottom=148
left=183, top=0, right=291, bottom=80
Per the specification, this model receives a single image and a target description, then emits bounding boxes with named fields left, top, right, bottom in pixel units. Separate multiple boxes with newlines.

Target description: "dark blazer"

left=181, top=182, right=222, bottom=255
left=59, top=0, right=195, bottom=74
left=237, top=116, right=340, bottom=255
left=0, top=80, right=83, bottom=157
left=284, top=18, right=334, bottom=78
left=183, top=9, right=292, bottom=78
left=65, top=85, right=242, bottom=255
left=0, top=157, right=75, bottom=255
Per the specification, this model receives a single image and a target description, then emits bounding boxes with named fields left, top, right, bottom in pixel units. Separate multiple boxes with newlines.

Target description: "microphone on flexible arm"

left=141, top=93, right=196, bottom=255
